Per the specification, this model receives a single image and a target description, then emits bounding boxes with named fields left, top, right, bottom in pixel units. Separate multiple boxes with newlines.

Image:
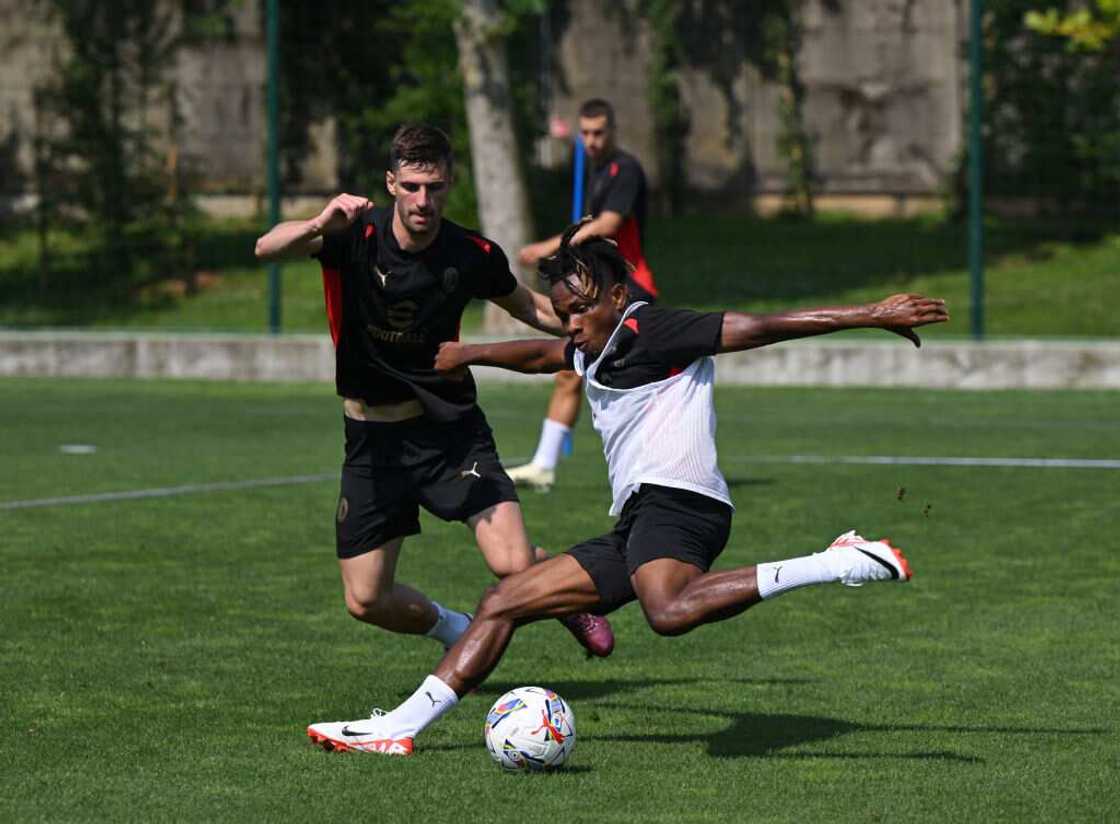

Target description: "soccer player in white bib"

left=306, top=223, right=949, bottom=755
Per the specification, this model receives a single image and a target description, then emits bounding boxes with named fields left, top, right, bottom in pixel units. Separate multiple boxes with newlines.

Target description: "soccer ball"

left=483, top=686, right=576, bottom=771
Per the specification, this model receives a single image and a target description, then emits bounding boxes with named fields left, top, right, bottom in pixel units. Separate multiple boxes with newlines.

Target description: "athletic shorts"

left=335, top=408, right=519, bottom=558
left=566, top=484, right=732, bottom=615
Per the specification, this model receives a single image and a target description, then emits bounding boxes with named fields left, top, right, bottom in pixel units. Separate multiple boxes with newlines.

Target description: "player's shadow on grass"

left=478, top=676, right=816, bottom=704
left=595, top=702, right=1109, bottom=763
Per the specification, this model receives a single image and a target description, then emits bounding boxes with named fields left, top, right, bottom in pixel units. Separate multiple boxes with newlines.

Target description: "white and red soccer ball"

left=484, top=686, right=576, bottom=771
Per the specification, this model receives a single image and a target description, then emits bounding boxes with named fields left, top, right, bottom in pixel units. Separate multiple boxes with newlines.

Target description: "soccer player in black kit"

left=254, top=125, right=613, bottom=660
left=511, top=98, right=657, bottom=491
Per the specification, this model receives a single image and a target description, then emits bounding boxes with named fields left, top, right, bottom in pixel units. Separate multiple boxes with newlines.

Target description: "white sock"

left=425, top=602, right=471, bottom=646
left=530, top=419, right=570, bottom=470
left=756, top=553, right=838, bottom=600
left=387, top=675, right=459, bottom=738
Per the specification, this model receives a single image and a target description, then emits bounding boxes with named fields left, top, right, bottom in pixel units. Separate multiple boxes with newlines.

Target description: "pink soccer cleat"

left=560, top=612, right=615, bottom=658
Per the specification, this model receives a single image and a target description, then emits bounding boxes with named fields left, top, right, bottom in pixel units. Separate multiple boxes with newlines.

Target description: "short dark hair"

left=389, top=124, right=454, bottom=173
left=578, top=98, right=615, bottom=126
left=538, top=220, right=631, bottom=302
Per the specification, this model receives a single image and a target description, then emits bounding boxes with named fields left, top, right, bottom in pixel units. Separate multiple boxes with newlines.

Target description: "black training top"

left=315, top=206, right=518, bottom=422
left=563, top=304, right=724, bottom=389
left=585, top=148, right=657, bottom=300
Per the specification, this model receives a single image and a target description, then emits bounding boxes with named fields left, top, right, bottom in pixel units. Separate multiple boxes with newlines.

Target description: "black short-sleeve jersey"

left=585, top=149, right=656, bottom=300
left=587, top=149, right=645, bottom=233
left=315, top=206, right=518, bottom=421
left=564, top=304, right=724, bottom=389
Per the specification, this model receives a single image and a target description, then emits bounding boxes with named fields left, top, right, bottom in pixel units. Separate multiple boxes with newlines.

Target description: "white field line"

left=727, top=455, right=1120, bottom=469
left=0, top=472, right=336, bottom=511
left=4, top=454, right=1119, bottom=511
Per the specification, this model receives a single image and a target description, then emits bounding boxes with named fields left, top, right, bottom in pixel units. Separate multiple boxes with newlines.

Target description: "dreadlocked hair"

left=537, top=220, right=633, bottom=302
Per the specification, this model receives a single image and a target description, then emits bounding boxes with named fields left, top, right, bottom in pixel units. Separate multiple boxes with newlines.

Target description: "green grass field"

left=2, top=378, right=1118, bottom=822
left=2, top=213, right=1118, bottom=338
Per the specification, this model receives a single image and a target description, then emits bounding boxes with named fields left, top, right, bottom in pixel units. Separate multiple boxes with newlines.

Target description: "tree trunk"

left=454, top=0, right=538, bottom=335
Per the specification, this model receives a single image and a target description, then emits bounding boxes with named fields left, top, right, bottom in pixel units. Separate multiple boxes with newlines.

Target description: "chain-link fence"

left=0, top=0, right=1116, bottom=337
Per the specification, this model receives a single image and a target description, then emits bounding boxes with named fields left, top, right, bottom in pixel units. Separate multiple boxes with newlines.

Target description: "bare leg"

left=434, top=555, right=601, bottom=695
left=631, top=557, right=761, bottom=637
left=509, top=373, right=584, bottom=489
left=467, top=500, right=539, bottom=576
left=338, top=538, right=439, bottom=633
left=468, top=501, right=612, bottom=655
left=546, top=370, right=583, bottom=428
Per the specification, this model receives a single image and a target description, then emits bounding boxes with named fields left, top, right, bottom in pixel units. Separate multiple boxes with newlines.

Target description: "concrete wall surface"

left=1, top=333, right=1117, bottom=391
left=3, top=0, right=967, bottom=206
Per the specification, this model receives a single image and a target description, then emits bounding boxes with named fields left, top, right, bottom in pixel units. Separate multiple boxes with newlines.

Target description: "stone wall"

left=2, top=332, right=1118, bottom=391
left=0, top=0, right=336, bottom=209
left=2, top=0, right=968, bottom=209
left=0, top=0, right=65, bottom=201
left=547, top=0, right=966, bottom=198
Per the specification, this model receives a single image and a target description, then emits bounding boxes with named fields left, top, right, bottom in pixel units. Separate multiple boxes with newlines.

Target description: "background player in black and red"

left=254, top=124, right=613, bottom=662
left=512, top=98, right=657, bottom=492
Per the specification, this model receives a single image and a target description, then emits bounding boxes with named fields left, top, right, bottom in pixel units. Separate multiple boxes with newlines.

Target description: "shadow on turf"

left=595, top=704, right=1108, bottom=763
left=478, top=676, right=816, bottom=704
left=466, top=680, right=1107, bottom=764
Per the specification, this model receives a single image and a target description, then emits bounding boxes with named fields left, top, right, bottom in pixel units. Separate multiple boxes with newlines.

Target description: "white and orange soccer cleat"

left=824, top=530, right=913, bottom=587
left=307, top=709, right=414, bottom=755
left=505, top=461, right=555, bottom=492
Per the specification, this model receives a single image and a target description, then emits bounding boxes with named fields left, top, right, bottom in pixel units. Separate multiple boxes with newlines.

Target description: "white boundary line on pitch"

left=729, top=455, right=1120, bottom=469
left=5, top=454, right=1119, bottom=511
left=0, top=472, right=336, bottom=511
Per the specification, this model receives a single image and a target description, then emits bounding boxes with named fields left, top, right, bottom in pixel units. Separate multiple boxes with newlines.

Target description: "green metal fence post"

left=968, top=0, right=985, bottom=341
left=266, top=0, right=281, bottom=334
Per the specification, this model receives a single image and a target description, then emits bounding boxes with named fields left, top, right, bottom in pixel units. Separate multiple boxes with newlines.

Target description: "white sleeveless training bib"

left=573, top=302, right=733, bottom=516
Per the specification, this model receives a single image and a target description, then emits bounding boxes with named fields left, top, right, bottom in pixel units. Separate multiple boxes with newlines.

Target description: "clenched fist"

left=435, top=341, right=470, bottom=380
left=314, top=193, right=374, bottom=236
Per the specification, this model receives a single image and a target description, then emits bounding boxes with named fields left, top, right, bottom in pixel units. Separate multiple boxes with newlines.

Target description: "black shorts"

left=335, top=408, right=519, bottom=558
left=567, top=484, right=732, bottom=615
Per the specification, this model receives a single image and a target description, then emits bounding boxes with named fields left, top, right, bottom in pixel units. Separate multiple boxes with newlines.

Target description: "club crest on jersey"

left=374, top=265, right=390, bottom=288
left=385, top=300, right=418, bottom=330
left=442, top=267, right=460, bottom=294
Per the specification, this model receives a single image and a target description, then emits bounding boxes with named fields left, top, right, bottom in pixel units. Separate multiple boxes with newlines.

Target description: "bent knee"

left=488, top=552, right=534, bottom=579
left=344, top=586, right=388, bottom=621
left=643, top=605, right=694, bottom=637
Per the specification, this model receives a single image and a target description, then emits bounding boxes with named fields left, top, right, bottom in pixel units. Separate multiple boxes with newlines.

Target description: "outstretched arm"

left=435, top=339, right=568, bottom=376
left=254, top=193, right=373, bottom=262
left=718, top=293, right=949, bottom=353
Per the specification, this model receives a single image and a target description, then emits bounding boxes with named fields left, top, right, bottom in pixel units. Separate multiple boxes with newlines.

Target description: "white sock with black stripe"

left=387, top=675, right=460, bottom=738
left=756, top=554, right=835, bottom=600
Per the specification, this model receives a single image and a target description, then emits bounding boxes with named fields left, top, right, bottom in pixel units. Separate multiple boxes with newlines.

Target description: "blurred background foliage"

left=1, top=0, right=1117, bottom=336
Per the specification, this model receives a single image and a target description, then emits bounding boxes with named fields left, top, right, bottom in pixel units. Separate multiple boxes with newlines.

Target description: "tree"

left=1025, top=1, right=1120, bottom=50
left=967, top=0, right=1120, bottom=212
left=32, top=0, right=190, bottom=293
left=454, top=0, right=542, bottom=333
